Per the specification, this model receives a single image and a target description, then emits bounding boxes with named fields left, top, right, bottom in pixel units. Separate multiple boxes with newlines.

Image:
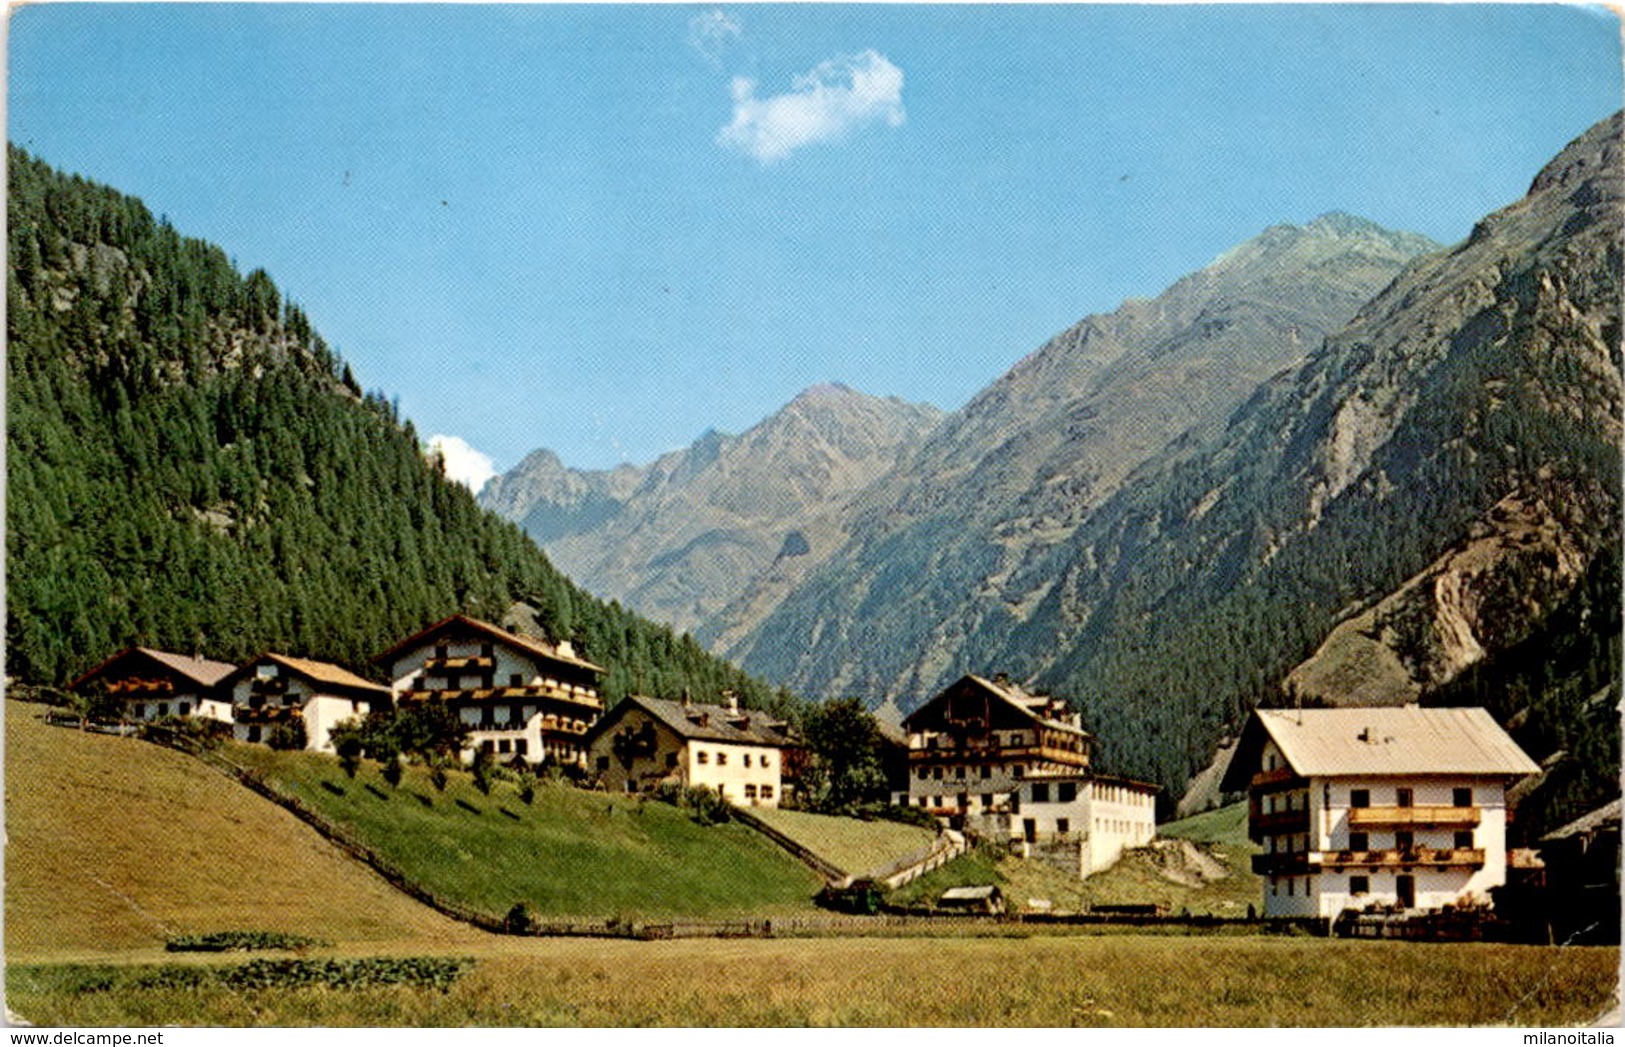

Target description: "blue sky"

left=10, top=4, right=1621, bottom=484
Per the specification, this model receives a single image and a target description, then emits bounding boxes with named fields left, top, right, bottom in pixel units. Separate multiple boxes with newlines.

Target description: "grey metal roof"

left=1222, top=706, right=1539, bottom=789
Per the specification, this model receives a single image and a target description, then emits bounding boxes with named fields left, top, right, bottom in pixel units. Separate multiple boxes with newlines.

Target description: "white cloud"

left=427, top=434, right=497, bottom=493
left=688, top=10, right=742, bottom=68
left=717, top=50, right=905, bottom=164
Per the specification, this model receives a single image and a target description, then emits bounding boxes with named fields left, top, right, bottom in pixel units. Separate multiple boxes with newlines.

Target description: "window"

left=932, top=766, right=943, bottom=780
left=1031, top=783, right=1050, bottom=803
left=498, top=739, right=511, bottom=754
left=761, top=755, right=771, bottom=769
left=134, top=703, right=146, bottom=719
left=743, top=754, right=752, bottom=768
left=716, top=752, right=728, bottom=767
left=917, top=768, right=928, bottom=780
left=178, top=702, right=191, bottom=716
left=1350, top=789, right=1370, bottom=808
left=1396, top=787, right=1413, bottom=808
left=760, top=785, right=773, bottom=800
left=744, top=784, right=758, bottom=800
left=1350, top=876, right=1369, bottom=895
left=481, top=740, right=496, bottom=754
left=1288, top=878, right=1295, bottom=896
left=1454, top=830, right=1474, bottom=849
left=158, top=703, right=169, bottom=717
left=1058, top=782, right=1076, bottom=803
left=515, top=740, right=528, bottom=755
left=697, top=751, right=710, bottom=765
left=1453, top=787, right=1472, bottom=807
left=435, top=644, right=449, bottom=660
left=510, top=673, right=524, bottom=687
left=1056, top=818, right=1070, bottom=835
left=980, top=765, right=991, bottom=779
left=1349, top=832, right=1369, bottom=852
left=666, top=752, right=678, bottom=769
left=248, top=726, right=262, bottom=743
left=1013, top=765, right=1025, bottom=779
left=481, top=643, right=493, bottom=658
left=1395, top=830, right=1414, bottom=853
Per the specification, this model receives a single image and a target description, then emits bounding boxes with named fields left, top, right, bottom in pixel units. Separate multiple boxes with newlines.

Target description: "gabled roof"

left=902, top=674, right=1089, bottom=737
left=591, top=695, right=793, bottom=748
left=221, top=653, right=390, bottom=697
left=373, top=614, right=605, bottom=675
left=70, top=647, right=237, bottom=691
left=1220, top=706, right=1540, bottom=792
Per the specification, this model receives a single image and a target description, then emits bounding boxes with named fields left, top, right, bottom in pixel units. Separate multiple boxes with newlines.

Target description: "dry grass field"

left=8, top=936, right=1618, bottom=1026
left=3, top=701, right=481, bottom=961
left=746, top=806, right=936, bottom=875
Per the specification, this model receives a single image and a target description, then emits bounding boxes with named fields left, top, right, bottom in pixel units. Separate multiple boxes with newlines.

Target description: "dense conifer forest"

left=5, top=145, right=788, bottom=714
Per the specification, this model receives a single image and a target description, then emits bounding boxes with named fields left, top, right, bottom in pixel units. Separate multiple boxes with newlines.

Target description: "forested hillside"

left=5, top=146, right=786, bottom=711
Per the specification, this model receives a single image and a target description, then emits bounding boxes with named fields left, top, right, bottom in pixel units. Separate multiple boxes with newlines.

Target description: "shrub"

left=381, top=758, right=404, bottom=788
left=504, top=902, right=536, bottom=934
left=266, top=719, right=307, bottom=752
left=165, top=930, right=331, bottom=953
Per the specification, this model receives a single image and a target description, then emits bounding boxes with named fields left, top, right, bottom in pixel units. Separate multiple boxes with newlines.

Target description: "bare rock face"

left=481, top=384, right=942, bottom=637
left=1285, top=486, right=1598, bottom=707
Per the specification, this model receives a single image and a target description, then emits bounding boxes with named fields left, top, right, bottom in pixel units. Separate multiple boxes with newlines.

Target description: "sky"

left=9, top=4, right=1622, bottom=487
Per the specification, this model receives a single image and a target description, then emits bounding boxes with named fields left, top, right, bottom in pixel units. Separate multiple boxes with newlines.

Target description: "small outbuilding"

left=938, top=884, right=1005, bottom=915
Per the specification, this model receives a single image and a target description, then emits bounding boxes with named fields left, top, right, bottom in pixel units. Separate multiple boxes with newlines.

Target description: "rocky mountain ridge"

left=481, top=383, right=943, bottom=637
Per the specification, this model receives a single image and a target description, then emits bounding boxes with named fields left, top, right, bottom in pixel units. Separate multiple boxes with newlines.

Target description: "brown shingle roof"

left=70, top=647, right=237, bottom=691
left=596, top=695, right=793, bottom=747
left=373, top=614, right=605, bottom=674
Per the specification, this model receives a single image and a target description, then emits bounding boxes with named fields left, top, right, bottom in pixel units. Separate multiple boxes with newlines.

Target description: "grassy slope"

left=746, top=807, right=936, bottom=876
left=893, top=802, right=1262, bottom=915
left=3, top=701, right=479, bottom=962
left=9, top=937, right=1618, bottom=1026
left=226, top=746, right=823, bottom=919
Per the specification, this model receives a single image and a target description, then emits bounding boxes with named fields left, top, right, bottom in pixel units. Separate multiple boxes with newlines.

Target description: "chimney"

left=557, top=639, right=576, bottom=659
left=724, top=690, right=739, bottom=715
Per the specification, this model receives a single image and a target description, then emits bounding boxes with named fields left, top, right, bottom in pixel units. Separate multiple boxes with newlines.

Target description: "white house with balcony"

left=69, top=647, right=236, bottom=724
left=219, top=652, right=390, bottom=753
left=374, top=614, right=605, bottom=768
left=1220, top=706, right=1539, bottom=918
left=586, top=693, right=794, bottom=808
left=895, top=674, right=1092, bottom=823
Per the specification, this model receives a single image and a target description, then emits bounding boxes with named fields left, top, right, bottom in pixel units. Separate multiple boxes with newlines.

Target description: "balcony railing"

left=1316, top=847, right=1486, bottom=869
left=234, top=704, right=298, bottom=725
left=1251, top=852, right=1320, bottom=876
left=1250, top=808, right=1310, bottom=837
left=398, top=684, right=602, bottom=709
left=1250, top=766, right=1303, bottom=790
left=422, top=655, right=495, bottom=671
left=909, top=744, right=1087, bottom=767
left=1346, top=806, right=1481, bottom=829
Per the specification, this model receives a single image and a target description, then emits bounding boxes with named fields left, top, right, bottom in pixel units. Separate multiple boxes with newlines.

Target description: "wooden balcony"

left=1347, top=806, right=1481, bottom=829
left=1251, top=766, right=1304, bottom=791
left=106, top=678, right=175, bottom=695
left=422, top=655, right=495, bottom=671
left=909, top=744, right=1088, bottom=767
left=1251, top=852, right=1320, bottom=876
left=398, top=684, right=602, bottom=709
left=234, top=704, right=298, bottom=725
left=1250, top=807, right=1310, bottom=838
left=1317, top=847, right=1486, bottom=869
